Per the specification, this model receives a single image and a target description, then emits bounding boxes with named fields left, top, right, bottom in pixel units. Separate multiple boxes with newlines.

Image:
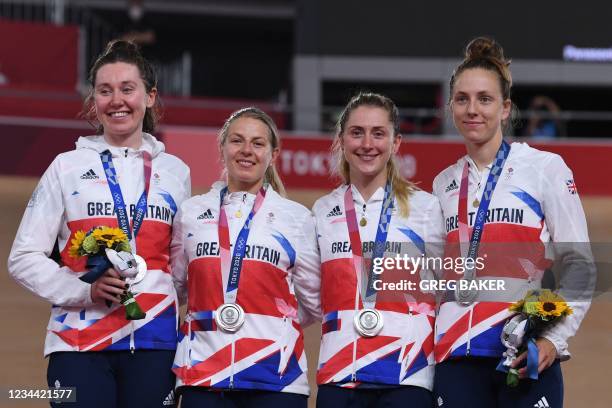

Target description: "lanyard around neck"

left=458, top=140, right=510, bottom=278
left=100, top=149, right=152, bottom=251
left=218, top=186, right=267, bottom=305
left=344, top=183, right=394, bottom=308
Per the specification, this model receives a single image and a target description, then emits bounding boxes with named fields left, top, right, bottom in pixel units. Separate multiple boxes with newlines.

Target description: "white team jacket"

left=313, top=185, right=446, bottom=391
left=170, top=182, right=320, bottom=395
left=432, top=142, right=593, bottom=363
left=8, top=134, right=191, bottom=356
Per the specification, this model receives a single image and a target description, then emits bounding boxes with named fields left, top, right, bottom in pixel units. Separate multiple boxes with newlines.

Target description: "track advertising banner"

left=162, top=129, right=612, bottom=195
left=3, top=124, right=611, bottom=196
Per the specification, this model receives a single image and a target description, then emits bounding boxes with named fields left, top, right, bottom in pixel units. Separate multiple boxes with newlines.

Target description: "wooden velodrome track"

left=1, top=176, right=610, bottom=407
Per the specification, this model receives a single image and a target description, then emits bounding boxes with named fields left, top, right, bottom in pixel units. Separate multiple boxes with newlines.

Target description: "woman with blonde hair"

left=313, top=93, right=445, bottom=407
left=170, top=107, right=320, bottom=407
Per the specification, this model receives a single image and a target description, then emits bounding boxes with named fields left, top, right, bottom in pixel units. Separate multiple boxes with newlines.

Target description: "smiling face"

left=450, top=67, right=511, bottom=148
left=221, top=116, right=279, bottom=193
left=341, top=105, right=400, bottom=186
left=93, top=62, right=156, bottom=146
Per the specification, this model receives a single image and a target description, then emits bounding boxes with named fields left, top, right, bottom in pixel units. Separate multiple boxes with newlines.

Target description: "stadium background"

left=1, top=1, right=611, bottom=406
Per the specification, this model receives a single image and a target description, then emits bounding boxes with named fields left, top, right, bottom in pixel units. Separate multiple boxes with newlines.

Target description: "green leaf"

left=524, top=301, right=538, bottom=315
left=116, top=240, right=132, bottom=253
left=120, top=291, right=146, bottom=320
left=82, top=235, right=100, bottom=254
left=507, top=368, right=520, bottom=387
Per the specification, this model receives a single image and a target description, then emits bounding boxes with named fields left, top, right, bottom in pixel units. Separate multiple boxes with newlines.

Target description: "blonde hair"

left=218, top=107, right=286, bottom=197
left=332, top=92, right=418, bottom=218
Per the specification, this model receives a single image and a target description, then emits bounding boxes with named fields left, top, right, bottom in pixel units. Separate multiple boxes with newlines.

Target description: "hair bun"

left=464, top=37, right=509, bottom=66
left=103, top=39, right=139, bottom=56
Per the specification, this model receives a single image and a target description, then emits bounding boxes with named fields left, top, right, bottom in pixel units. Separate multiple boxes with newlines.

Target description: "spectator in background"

left=0, top=63, right=8, bottom=86
left=122, top=0, right=156, bottom=46
left=524, top=95, right=565, bottom=138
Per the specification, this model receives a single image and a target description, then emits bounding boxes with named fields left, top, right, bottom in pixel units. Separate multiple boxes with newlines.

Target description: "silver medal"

left=354, top=308, right=383, bottom=337
left=127, top=254, right=148, bottom=285
left=215, top=303, right=245, bottom=333
left=106, top=248, right=147, bottom=285
left=455, top=280, right=477, bottom=306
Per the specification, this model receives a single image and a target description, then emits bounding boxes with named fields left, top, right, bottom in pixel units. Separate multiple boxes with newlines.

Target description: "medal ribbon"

left=457, top=140, right=510, bottom=280
left=100, top=149, right=152, bottom=251
left=218, top=186, right=267, bottom=305
left=344, top=183, right=394, bottom=309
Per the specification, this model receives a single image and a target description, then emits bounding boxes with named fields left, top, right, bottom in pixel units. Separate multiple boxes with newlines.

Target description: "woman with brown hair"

left=8, top=40, right=191, bottom=407
left=432, top=37, right=591, bottom=407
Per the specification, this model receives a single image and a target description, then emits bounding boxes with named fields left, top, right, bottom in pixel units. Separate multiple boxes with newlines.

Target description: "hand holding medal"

left=69, top=227, right=146, bottom=320
left=69, top=148, right=153, bottom=320
left=105, top=248, right=147, bottom=320
left=497, top=289, right=573, bottom=387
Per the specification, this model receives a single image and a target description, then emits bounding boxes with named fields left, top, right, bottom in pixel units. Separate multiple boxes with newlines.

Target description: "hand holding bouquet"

left=69, top=226, right=146, bottom=320
left=497, top=289, right=572, bottom=387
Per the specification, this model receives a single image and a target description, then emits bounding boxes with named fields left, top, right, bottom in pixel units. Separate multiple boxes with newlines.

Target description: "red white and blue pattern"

left=313, top=186, right=446, bottom=391
left=171, top=184, right=320, bottom=395
left=566, top=179, right=577, bottom=195
left=8, top=135, right=191, bottom=356
left=433, top=142, right=590, bottom=362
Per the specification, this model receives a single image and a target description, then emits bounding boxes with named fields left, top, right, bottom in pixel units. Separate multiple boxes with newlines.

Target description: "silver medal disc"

left=126, top=254, right=147, bottom=285
left=354, top=308, right=384, bottom=337
left=455, top=281, right=478, bottom=306
left=215, top=303, right=245, bottom=333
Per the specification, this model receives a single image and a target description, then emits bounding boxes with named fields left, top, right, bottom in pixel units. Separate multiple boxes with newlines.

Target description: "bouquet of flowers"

left=497, top=289, right=573, bottom=387
left=69, top=226, right=146, bottom=320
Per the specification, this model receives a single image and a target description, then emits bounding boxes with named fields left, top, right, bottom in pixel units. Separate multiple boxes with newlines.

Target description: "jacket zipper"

left=129, top=322, right=135, bottom=353
left=116, top=147, right=137, bottom=354
left=466, top=305, right=474, bottom=356
left=186, top=313, right=193, bottom=368
left=351, top=339, right=357, bottom=382
left=229, top=339, right=236, bottom=389
left=225, top=195, right=244, bottom=389
left=351, top=274, right=360, bottom=382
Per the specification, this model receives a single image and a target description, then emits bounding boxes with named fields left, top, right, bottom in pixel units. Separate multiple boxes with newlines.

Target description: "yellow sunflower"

left=509, top=298, right=525, bottom=313
left=69, top=230, right=87, bottom=258
left=535, top=289, right=573, bottom=318
left=92, top=227, right=128, bottom=248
